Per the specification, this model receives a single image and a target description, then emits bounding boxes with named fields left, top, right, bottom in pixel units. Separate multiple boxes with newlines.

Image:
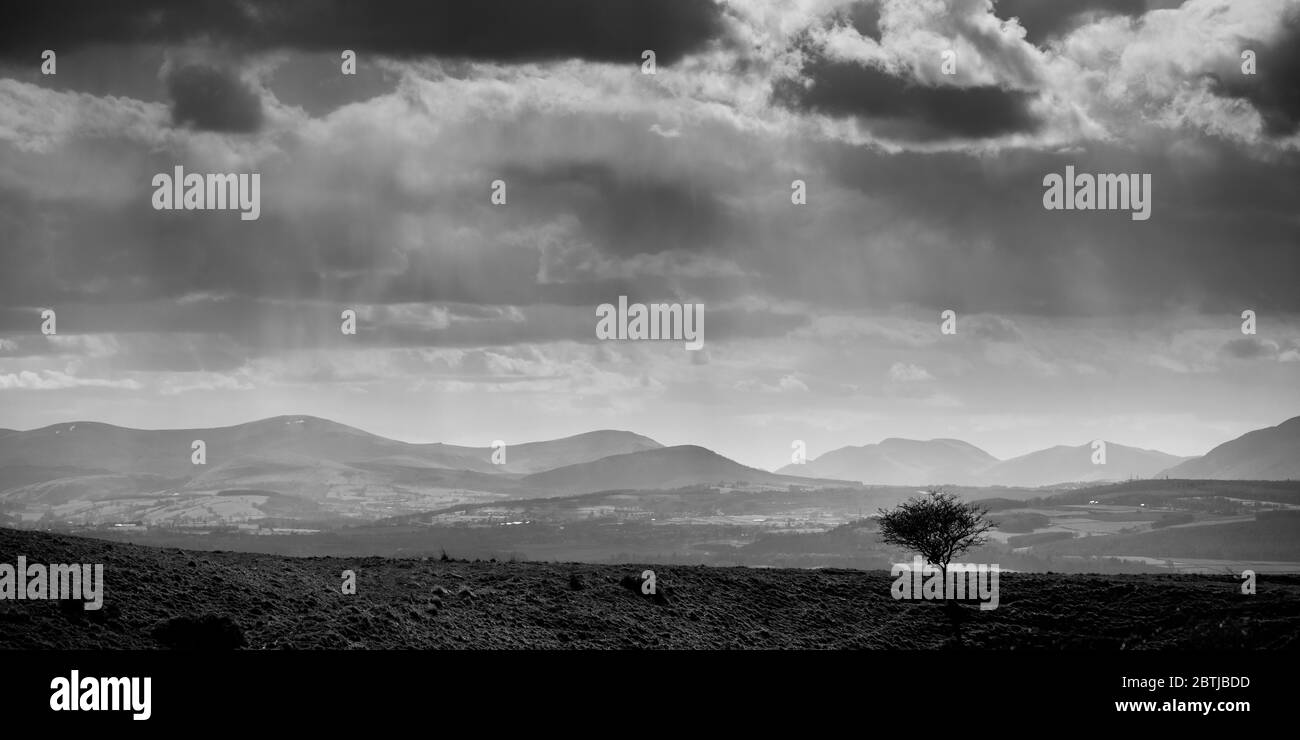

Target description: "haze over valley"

left=3, top=414, right=1297, bottom=576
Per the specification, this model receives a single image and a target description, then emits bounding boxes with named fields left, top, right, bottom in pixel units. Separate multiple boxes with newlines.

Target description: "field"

left=2, top=527, right=1298, bottom=650
left=17, top=479, right=1289, bottom=577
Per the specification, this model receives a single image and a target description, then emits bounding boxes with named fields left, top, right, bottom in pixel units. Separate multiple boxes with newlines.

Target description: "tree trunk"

left=940, top=561, right=965, bottom=647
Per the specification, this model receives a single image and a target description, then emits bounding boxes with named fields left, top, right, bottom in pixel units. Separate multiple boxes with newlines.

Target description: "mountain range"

left=776, top=438, right=998, bottom=486
left=0, top=413, right=1296, bottom=526
left=779, top=417, right=1300, bottom=486
left=775, top=437, right=1190, bottom=487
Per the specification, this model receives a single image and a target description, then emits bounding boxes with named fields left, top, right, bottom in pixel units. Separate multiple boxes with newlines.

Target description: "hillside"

left=1, top=527, right=1295, bottom=650
left=0, top=417, right=474, bottom=477
left=0, top=417, right=663, bottom=477
left=522, top=445, right=845, bottom=494
left=979, top=442, right=1188, bottom=487
left=0, top=418, right=665, bottom=525
left=779, top=438, right=998, bottom=485
left=779, top=437, right=1190, bottom=487
left=1161, top=416, right=1300, bottom=480
left=491, top=430, right=663, bottom=474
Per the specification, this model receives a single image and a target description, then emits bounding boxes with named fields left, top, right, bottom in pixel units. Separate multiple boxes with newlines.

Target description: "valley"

left=2, top=415, right=1299, bottom=575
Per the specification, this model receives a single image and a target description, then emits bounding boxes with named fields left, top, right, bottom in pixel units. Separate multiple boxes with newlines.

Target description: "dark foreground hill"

left=1, top=527, right=1296, bottom=650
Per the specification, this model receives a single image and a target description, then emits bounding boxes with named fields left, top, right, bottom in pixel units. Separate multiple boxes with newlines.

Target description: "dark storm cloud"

left=0, top=45, right=169, bottom=101
left=772, top=53, right=1041, bottom=140
left=0, top=164, right=727, bottom=321
left=7, top=129, right=1297, bottom=333
left=1207, top=10, right=1300, bottom=137
left=166, top=64, right=264, bottom=133
left=751, top=137, right=1300, bottom=316
left=0, top=0, right=727, bottom=65
left=992, top=0, right=1180, bottom=45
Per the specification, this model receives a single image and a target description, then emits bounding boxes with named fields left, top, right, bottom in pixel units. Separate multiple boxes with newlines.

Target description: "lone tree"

left=877, top=488, right=993, bottom=586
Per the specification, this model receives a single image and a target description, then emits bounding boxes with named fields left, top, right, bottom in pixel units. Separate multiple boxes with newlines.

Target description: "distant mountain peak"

left=779, top=437, right=999, bottom=485
left=522, top=444, right=840, bottom=494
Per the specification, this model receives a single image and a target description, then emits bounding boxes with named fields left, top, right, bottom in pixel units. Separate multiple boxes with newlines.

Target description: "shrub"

left=878, top=488, right=993, bottom=577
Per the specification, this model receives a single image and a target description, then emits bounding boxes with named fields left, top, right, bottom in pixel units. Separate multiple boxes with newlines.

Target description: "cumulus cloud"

left=0, top=0, right=1297, bottom=466
left=1205, top=6, right=1300, bottom=137
left=993, top=0, right=1169, bottom=45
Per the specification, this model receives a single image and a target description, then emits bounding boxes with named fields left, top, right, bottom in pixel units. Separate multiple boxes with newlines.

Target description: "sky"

left=1, top=0, right=1298, bottom=471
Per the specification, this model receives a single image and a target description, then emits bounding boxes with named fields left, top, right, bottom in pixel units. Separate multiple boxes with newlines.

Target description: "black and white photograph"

left=0, top=0, right=1297, bottom=726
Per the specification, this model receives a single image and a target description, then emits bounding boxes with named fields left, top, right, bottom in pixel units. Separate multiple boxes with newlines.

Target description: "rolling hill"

left=1160, top=416, right=1300, bottom=480
left=0, top=417, right=665, bottom=525
left=0, top=417, right=662, bottom=477
left=522, top=445, right=847, bottom=494
left=2, top=414, right=1295, bottom=525
left=778, top=437, right=998, bottom=485
left=780, top=437, right=1188, bottom=487
left=978, top=442, right=1188, bottom=487
left=482, top=430, right=662, bottom=474
left=2, top=526, right=1296, bottom=650
left=0, top=416, right=482, bottom=477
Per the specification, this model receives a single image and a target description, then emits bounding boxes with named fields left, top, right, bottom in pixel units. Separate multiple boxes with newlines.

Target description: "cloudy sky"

left=1, top=0, right=1298, bottom=470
